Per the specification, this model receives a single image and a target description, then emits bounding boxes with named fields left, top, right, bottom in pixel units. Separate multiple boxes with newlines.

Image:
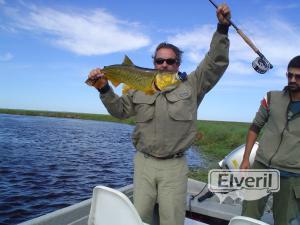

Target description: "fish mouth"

left=152, top=80, right=179, bottom=92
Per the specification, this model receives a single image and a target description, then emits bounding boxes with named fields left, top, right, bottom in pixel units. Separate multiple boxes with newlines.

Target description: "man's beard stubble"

left=286, top=82, right=300, bottom=92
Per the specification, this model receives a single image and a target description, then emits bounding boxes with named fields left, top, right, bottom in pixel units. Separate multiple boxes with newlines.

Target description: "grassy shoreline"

left=0, top=108, right=250, bottom=181
left=0, top=108, right=135, bottom=125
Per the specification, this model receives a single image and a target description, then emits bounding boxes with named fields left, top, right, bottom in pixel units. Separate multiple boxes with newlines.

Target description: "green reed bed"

left=188, top=120, right=250, bottom=181
left=0, top=108, right=135, bottom=125
left=195, top=120, right=250, bottom=160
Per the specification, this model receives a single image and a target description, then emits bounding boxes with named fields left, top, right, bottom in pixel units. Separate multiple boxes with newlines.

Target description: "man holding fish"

left=87, top=3, right=231, bottom=225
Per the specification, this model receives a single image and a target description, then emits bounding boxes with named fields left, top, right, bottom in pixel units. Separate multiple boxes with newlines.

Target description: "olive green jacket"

left=253, top=90, right=300, bottom=173
left=100, top=30, right=229, bottom=157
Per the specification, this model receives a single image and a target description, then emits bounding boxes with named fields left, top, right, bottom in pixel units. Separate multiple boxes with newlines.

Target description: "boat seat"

left=184, top=218, right=209, bottom=225
left=88, top=185, right=149, bottom=225
left=228, top=216, right=270, bottom=225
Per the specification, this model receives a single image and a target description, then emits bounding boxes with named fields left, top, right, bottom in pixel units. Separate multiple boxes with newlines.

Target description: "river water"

left=0, top=114, right=208, bottom=225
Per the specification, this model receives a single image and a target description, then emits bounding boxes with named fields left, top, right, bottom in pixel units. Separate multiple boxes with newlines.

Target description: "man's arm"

left=240, top=94, right=271, bottom=169
left=190, top=4, right=231, bottom=102
left=240, top=129, right=259, bottom=169
left=192, top=25, right=230, bottom=100
left=100, top=87, right=135, bottom=119
left=88, top=69, right=135, bottom=119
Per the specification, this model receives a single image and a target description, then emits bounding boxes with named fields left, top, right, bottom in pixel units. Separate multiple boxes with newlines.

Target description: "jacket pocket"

left=166, top=88, right=193, bottom=121
left=133, top=92, right=157, bottom=122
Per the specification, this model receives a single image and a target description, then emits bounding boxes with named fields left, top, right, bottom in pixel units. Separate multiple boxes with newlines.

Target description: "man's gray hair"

left=153, top=42, right=183, bottom=65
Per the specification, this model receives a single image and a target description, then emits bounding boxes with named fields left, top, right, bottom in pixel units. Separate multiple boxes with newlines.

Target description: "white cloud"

left=245, top=18, right=300, bottom=64
left=151, top=7, right=300, bottom=100
left=220, top=78, right=285, bottom=89
left=227, top=61, right=254, bottom=75
left=6, top=5, right=150, bottom=55
left=165, top=16, right=300, bottom=88
left=265, top=3, right=300, bottom=11
left=0, top=52, right=13, bottom=61
left=168, top=25, right=215, bottom=64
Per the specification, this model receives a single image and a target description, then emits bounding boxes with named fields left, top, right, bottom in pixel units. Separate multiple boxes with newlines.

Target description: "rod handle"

left=236, top=29, right=259, bottom=53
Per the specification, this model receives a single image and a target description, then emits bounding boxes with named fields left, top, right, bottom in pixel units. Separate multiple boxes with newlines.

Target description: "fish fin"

left=107, top=76, right=121, bottom=87
left=110, top=79, right=120, bottom=87
left=122, top=84, right=134, bottom=94
left=122, top=55, right=134, bottom=66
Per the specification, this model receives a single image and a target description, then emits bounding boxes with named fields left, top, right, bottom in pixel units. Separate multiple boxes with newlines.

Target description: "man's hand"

left=217, top=3, right=231, bottom=26
left=88, top=68, right=108, bottom=89
left=240, top=158, right=251, bottom=170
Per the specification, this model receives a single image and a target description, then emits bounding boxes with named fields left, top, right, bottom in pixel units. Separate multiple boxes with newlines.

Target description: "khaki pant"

left=133, top=151, right=188, bottom=225
left=242, top=160, right=300, bottom=225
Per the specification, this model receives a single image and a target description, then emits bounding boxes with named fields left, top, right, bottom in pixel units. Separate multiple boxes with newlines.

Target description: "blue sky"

left=1, top=0, right=300, bottom=122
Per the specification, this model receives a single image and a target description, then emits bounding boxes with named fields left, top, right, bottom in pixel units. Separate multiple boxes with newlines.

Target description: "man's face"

left=287, top=67, right=300, bottom=92
left=154, top=48, right=180, bottom=73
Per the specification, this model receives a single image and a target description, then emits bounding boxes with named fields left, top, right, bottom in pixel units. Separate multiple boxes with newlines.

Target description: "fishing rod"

left=208, top=0, right=273, bottom=74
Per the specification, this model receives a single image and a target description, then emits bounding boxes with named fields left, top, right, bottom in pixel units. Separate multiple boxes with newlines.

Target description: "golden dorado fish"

left=85, top=55, right=181, bottom=95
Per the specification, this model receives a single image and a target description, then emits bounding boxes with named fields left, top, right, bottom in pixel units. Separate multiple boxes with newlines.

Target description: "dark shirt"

left=288, top=100, right=300, bottom=121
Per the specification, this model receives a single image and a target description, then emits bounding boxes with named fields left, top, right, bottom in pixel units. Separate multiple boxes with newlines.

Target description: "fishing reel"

left=252, top=57, right=273, bottom=74
left=208, top=0, right=274, bottom=75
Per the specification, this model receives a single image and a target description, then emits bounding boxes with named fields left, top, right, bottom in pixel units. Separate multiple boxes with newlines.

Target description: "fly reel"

left=208, top=0, right=273, bottom=74
left=252, top=57, right=273, bottom=74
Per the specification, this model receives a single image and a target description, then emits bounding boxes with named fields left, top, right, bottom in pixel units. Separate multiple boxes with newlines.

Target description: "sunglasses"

left=286, top=72, right=300, bottom=81
left=154, top=58, right=177, bottom=65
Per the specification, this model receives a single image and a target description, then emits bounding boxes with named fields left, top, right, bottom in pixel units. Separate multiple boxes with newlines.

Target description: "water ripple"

left=0, top=114, right=205, bottom=225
